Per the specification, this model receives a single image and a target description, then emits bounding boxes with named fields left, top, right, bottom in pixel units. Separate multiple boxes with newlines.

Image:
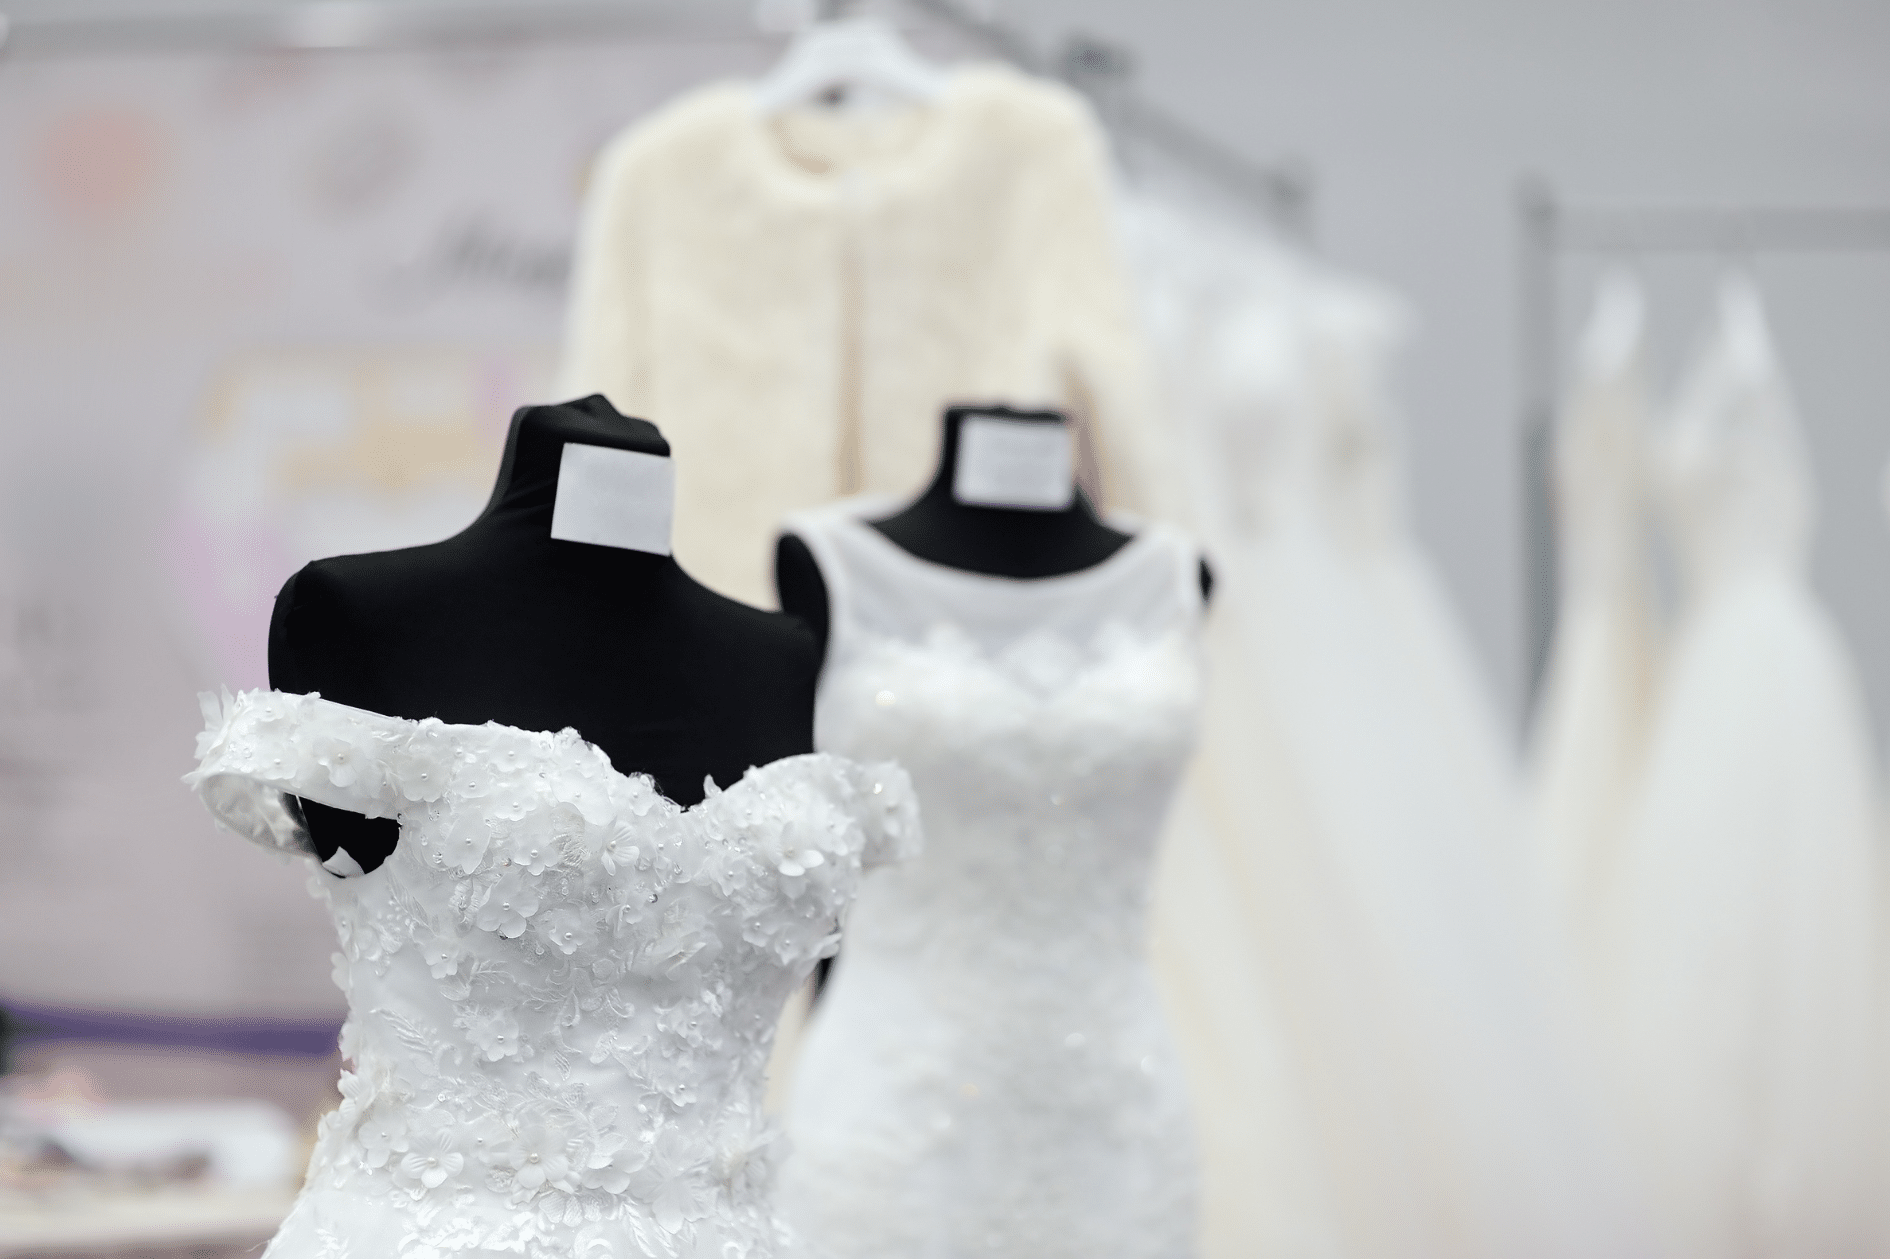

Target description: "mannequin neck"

left=471, top=396, right=676, bottom=574
left=478, top=395, right=669, bottom=526
left=871, top=405, right=1130, bottom=578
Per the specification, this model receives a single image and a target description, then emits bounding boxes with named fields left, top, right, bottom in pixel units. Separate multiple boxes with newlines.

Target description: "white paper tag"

left=952, top=415, right=1074, bottom=510
left=549, top=443, right=674, bottom=555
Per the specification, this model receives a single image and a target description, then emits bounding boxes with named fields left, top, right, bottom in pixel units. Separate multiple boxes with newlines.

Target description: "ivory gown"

left=1600, top=278, right=1886, bottom=1258
left=1530, top=270, right=1662, bottom=967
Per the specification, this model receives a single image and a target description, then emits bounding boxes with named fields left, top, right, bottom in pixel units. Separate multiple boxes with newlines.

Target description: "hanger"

left=753, top=13, right=948, bottom=115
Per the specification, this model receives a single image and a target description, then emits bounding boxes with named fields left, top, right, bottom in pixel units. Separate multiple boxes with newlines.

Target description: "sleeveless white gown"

left=775, top=499, right=1201, bottom=1259
left=187, top=689, right=920, bottom=1259
left=1599, top=279, right=1886, bottom=1257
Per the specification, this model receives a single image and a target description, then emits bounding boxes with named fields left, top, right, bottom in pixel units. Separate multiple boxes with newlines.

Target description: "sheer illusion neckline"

left=835, top=497, right=1162, bottom=595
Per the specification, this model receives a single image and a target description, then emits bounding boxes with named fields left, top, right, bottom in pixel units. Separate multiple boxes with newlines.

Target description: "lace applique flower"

left=393, top=1130, right=465, bottom=1195
left=302, top=727, right=378, bottom=794
left=493, top=1124, right=577, bottom=1196
left=596, top=820, right=640, bottom=876
left=628, top=1150, right=715, bottom=1234
left=581, top=1130, right=651, bottom=1194
left=773, top=833, right=826, bottom=880
left=194, top=688, right=236, bottom=760
left=714, top=1128, right=781, bottom=1200
left=355, top=1104, right=410, bottom=1170
left=396, top=721, right=456, bottom=804
left=420, top=933, right=460, bottom=979
left=487, top=779, right=537, bottom=824
left=473, top=869, right=542, bottom=938
left=631, top=921, right=721, bottom=985
left=537, top=903, right=592, bottom=957
left=454, top=757, right=497, bottom=800
left=445, top=812, right=493, bottom=875
left=458, top=1007, right=523, bottom=1061
left=332, top=1065, right=371, bottom=1127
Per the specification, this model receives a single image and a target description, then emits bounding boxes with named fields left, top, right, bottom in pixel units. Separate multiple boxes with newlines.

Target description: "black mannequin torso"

left=775, top=405, right=1210, bottom=656
left=270, top=395, right=818, bottom=874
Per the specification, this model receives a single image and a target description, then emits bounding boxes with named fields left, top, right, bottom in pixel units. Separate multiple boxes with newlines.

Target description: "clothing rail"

left=1516, top=177, right=1890, bottom=712
left=906, top=0, right=1315, bottom=240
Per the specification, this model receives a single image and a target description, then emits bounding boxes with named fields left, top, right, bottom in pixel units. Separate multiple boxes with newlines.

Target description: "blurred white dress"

left=1601, top=279, right=1885, bottom=1257
left=1530, top=271, right=1662, bottom=962
left=1125, top=199, right=1650, bottom=1259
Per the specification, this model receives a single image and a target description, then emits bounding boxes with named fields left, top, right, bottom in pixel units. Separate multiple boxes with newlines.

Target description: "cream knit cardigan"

left=557, top=64, right=1171, bottom=606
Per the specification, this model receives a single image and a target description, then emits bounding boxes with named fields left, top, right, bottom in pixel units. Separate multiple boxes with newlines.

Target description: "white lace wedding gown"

left=774, top=499, right=1201, bottom=1259
left=1600, top=279, right=1885, bottom=1257
left=1530, top=270, right=1661, bottom=962
left=186, top=688, right=919, bottom=1259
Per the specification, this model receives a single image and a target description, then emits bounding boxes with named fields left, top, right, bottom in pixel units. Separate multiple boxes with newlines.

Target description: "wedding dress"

left=186, top=688, right=920, bottom=1259
left=1123, top=196, right=1649, bottom=1259
left=1600, top=278, right=1885, bottom=1257
left=1530, top=270, right=1661, bottom=961
left=774, top=499, right=1201, bottom=1259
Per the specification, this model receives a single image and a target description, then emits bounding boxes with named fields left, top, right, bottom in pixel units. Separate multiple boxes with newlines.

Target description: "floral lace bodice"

left=187, top=689, right=918, bottom=1259
left=796, top=506, right=1202, bottom=977
left=775, top=500, right=1202, bottom=1259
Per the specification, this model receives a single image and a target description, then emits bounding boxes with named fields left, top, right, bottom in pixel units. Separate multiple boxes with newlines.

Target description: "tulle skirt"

left=1152, top=521, right=1652, bottom=1259
left=1599, top=570, right=1886, bottom=1258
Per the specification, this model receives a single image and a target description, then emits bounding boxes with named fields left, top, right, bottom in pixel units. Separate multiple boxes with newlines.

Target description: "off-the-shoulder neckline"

left=213, top=688, right=852, bottom=820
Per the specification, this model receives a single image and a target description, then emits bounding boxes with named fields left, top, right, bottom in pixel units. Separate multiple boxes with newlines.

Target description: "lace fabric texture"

left=776, top=499, right=1202, bottom=1259
left=187, top=689, right=919, bottom=1259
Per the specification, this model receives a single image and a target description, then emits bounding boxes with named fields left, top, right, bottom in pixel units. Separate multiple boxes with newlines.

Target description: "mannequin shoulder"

left=272, top=557, right=363, bottom=645
left=270, top=545, right=464, bottom=691
left=278, top=546, right=454, bottom=624
left=682, top=580, right=821, bottom=683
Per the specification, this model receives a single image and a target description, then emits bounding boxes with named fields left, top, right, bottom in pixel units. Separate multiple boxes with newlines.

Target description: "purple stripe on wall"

left=3, top=999, right=342, bottom=1058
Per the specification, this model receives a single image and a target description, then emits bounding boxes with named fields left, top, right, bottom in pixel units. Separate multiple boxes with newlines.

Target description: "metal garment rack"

left=900, top=0, right=1315, bottom=241
left=1516, top=177, right=1890, bottom=710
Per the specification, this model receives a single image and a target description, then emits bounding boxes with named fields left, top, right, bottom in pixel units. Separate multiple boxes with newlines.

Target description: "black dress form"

left=776, top=404, right=1210, bottom=657
left=270, top=395, right=819, bottom=874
